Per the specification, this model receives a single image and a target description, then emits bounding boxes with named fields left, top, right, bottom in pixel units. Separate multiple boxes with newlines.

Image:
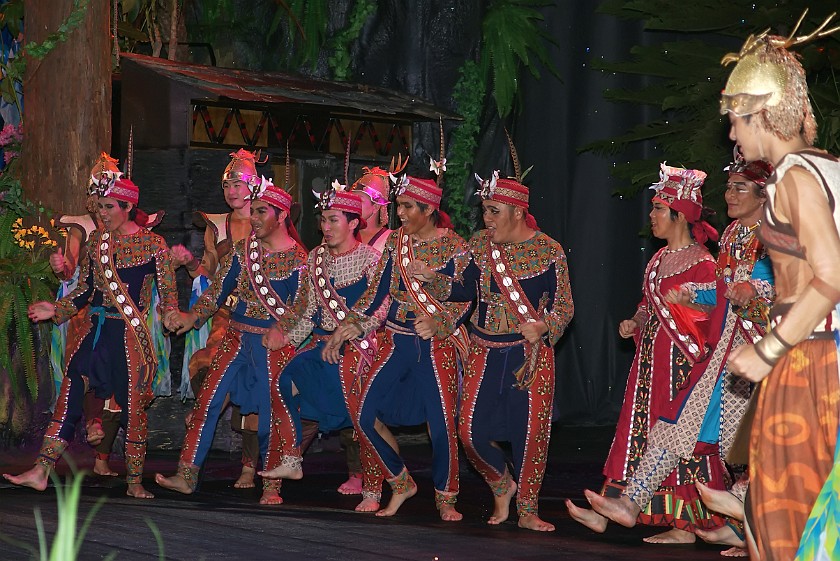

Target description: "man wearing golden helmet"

left=720, top=12, right=840, bottom=561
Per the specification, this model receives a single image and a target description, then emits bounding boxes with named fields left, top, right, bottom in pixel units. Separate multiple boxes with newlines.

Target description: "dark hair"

left=342, top=211, right=363, bottom=237
left=117, top=200, right=138, bottom=221
left=414, top=201, right=441, bottom=227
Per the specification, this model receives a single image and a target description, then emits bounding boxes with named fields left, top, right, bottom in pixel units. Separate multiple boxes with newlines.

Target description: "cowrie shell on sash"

left=100, top=243, right=108, bottom=251
left=109, top=282, right=118, bottom=290
left=102, top=233, right=110, bottom=241
left=495, top=263, right=505, bottom=273
left=322, top=290, right=330, bottom=298
left=317, top=246, right=325, bottom=255
left=259, top=286, right=269, bottom=295
left=336, top=310, right=346, bottom=320
left=401, top=246, right=408, bottom=255
left=255, top=274, right=264, bottom=283
left=316, top=267, right=323, bottom=275
left=251, top=263, right=260, bottom=272
left=116, top=295, right=126, bottom=304
left=360, top=340, right=369, bottom=350
left=329, top=300, right=338, bottom=309
left=402, top=235, right=409, bottom=243
left=267, top=297, right=276, bottom=306
left=250, top=240, right=258, bottom=249
left=510, top=291, right=520, bottom=301
left=318, top=278, right=325, bottom=287
left=123, top=306, right=133, bottom=316
left=101, top=255, right=109, bottom=264
left=130, top=318, right=141, bottom=327
left=105, top=270, right=113, bottom=278
left=502, top=276, right=513, bottom=287
left=276, top=308, right=284, bottom=315
left=426, top=304, right=436, bottom=313
left=492, top=249, right=501, bottom=259
left=410, top=281, right=420, bottom=290
left=418, top=294, right=427, bottom=303
left=402, top=257, right=410, bottom=267
left=316, top=256, right=323, bottom=266
left=517, top=304, right=528, bottom=314
left=250, top=251, right=259, bottom=260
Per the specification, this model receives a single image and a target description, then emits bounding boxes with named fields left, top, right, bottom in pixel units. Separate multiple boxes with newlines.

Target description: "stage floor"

left=0, top=425, right=732, bottom=560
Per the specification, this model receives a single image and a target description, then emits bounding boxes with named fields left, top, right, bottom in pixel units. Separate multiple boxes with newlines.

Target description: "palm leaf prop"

left=586, top=0, right=840, bottom=213
left=481, top=0, right=559, bottom=117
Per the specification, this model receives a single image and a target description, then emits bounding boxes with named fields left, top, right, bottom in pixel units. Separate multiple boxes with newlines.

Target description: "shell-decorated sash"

left=310, top=244, right=378, bottom=369
left=484, top=232, right=552, bottom=388
left=93, top=230, right=157, bottom=390
left=395, top=232, right=470, bottom=362
left=244, top=231, right=293, bottom=322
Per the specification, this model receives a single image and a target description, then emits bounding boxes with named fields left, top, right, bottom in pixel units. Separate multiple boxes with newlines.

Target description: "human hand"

left=406, top=260, right=435, bottom=282
left=170, top=245, right=195, bottom=268
left=665, top=286, right=691, bottom=306
left=50, top=248, right=67, bottom=276
left=413, top=315, right=437, bottom=340
left=520, top=320, right=548, bottom=345
left=726, top=344, right=774, bottom=382
left=618, top=319, right=638, bottom=339
left=725, top=282, right=757, bottom=308
left=28, top=301, right=56, bottom=322
left=262, top=327, right=290, bottom=351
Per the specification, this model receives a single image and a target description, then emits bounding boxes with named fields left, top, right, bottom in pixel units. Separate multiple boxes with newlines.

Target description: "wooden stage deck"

left=0, top=426, right=732, bottom=560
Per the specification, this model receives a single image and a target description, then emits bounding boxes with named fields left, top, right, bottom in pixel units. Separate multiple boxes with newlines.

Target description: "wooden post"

left=21, top=0, right=111, bottom=214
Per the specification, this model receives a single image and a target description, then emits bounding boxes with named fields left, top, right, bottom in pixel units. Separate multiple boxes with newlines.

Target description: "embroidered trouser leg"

left=342, top=342, right=382, bottom=500
left=623, top=445, right=680, bottom=510
left=38, top=372, right=86, bottom=468
left=459, top=342, right=554, bottom=516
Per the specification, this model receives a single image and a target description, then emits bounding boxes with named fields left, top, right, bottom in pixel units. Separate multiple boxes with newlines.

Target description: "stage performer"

left=411, top=154, right=574, bottom=531
left=49, top=153, right=169, bottom=480
left=352, top=164, right=394, bottom=253
left=156, top=176, right=307, bottom=505
left=347, top=156, right=471, bottom=522
left=169, top=148, right=264, bottom=494
left=573, top=155, right=774, bottom=555
left=258, top=180, right=389, bottom=512
left=7, top=176, right=178, bottom=499
left=720, top=14, right=840, bottom=561
left=567, top=163, right=721, bottom=543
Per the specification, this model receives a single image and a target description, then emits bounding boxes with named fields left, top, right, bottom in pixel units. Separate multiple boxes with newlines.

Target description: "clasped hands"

left=322, top=323, right=364, bottom=364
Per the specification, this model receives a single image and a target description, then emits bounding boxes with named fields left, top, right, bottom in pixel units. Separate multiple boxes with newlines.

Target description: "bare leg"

left=93, top=456, right=118, bottom=477
left=695, top=525, right=746, bottom=548
left=376, top=470, right=416, bottom=517
left=126, top=483, right=154, bottom=499
left=234, top=465, right=256, bottom=489
left=585, top=488, right=640, bottom=528
left=643, top=528, right=696, bottom=544
left=565, top=499, right=608, bottom=533
left=696, top=481, right=744, bottom=521
left=488, top=479, right=517, bottom=525
left=518, top=513, right=555, bottom=532
left=3, top=465, right=50, bottom=491
left=155, top=473, right=194, bottom=494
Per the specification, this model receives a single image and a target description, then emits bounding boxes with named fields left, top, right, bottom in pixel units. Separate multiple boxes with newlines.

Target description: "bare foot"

left=3, top=465, right=50, bottom=491
left=234, top=466, right=256, bottom=489
left=126, top=483, right=155, bottom=499
left=376, top=484, right=417, bottom=517
left=696, top=481, right=744, bottom=521
left=257, top=466, right=303, bottom=480
left=488, top=479, right=517, bottom=525
left=337, top=474, right=363, bottom=495
left=355, top=496, right=380, bottom=512
left=518, top=513, right=555, bottom=532
left=259, top=488, right=283, bottom=505
left=585, top=489, right=639, bottom=528
left=565, top=499, right=608, bottom=533
left=696, top=526, right=745, bottom=548
left=721, top=546, right=749, bottom=557
left=643, top=528, right=696, bottom=544
left=154, top=473, right=194, bottom=494
left=93, top=458, right=118, bottom=477
left=86, top=422, right=105, bottom=446
left=439, top=504, right=463, bottom=522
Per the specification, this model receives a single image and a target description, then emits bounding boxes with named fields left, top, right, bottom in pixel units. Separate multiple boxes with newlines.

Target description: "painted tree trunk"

left=21, top=0, right=111, bottom=214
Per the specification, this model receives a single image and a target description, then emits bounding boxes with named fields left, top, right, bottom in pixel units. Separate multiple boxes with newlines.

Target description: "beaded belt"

left=385, top=320, right=415, bottom=336
left=469, top=329, right=525, bottom=349
left=229, top=320, right=271, bottom=335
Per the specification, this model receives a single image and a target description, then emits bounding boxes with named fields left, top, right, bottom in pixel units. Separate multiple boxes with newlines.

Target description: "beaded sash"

left=93, top=230, right=157, bottom=390
left=395, top=232, right=469, bottom=361
left=484, top=232, right=551, bottom=388
left=243, top=231, right=292, bottom=322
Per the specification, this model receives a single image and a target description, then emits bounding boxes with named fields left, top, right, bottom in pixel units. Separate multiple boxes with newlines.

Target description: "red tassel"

left=133, top=208, right=149, bottom=228
left=525, top=213, right=539, bottom=231
left=436, top=210, right=454, bottom=230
